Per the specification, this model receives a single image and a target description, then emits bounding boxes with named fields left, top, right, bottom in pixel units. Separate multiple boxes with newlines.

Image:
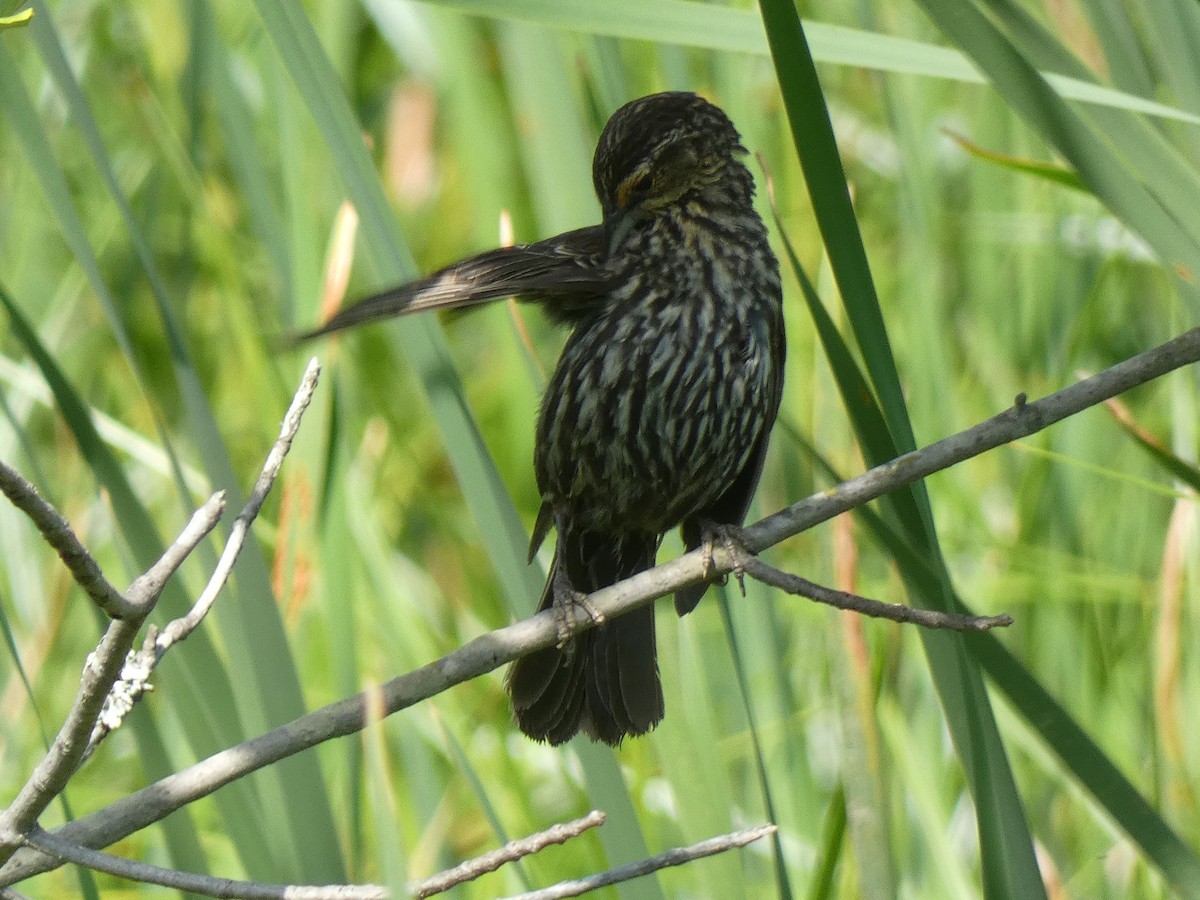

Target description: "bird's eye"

left=618, top=171, right=655, bottom=208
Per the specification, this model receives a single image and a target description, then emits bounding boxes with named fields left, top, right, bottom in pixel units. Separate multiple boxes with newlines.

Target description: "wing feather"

left=290, top=225, right=607, bottom=343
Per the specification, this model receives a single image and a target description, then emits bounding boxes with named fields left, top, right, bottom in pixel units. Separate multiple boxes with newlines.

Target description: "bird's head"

left=593, top=92, right=752, bottom=247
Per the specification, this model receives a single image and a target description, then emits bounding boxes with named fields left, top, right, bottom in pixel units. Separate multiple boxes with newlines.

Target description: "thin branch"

left=0, top=459, right=131, bottom=619
left=0, top=490, right=223, bottom=857
left=411, top=811, right=606, bottom=898
left=5, top=329, right=1200, bottom=884
left=84, top=358, right=322, bottom=757
left=737, top=555, right=1012, bottom=630
left=0, top=618, right=142, bottom=863
left=740, top=327, right=1200, bottom=555
left=503, top=824, right=778, bottom=900
left=0, top=492, right=224, bottom=862
left=0, top=362, right=322, bottom=871
left=152, top=357, right=322, bottom=658
left=21, top=827, right=385, bottom=899
left=20, top=815, right=735, bottom=900
left=124, top=491, right=227, bottom=612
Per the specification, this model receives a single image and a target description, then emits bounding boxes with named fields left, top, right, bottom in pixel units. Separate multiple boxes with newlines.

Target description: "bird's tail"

left=507, top=530, right=663, bottom=746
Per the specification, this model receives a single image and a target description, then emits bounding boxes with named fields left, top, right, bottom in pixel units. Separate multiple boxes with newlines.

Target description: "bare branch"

left=152, top=357, right=322, bottom=658
left=5, top=330, right=1200, bottom=885
left=0, top=618, right=142, bottom=864
left=737, top=555, right=1012, bottom=630
left=741, top=327, right=1200, bottom=556
left=503, top=824, right=778, bottom=900
left=412, top=811, right=606, bottom=898
left=0, top=459, right=131, bottom=619
left=0, top=361, right=322, bottom=870
left=19, top=815, right=743, bottom=900
left=0, top=489, right=224, bottom=861
left=124, top=491, right=227, bottom=613
left=84, top=359, right=322, bottom=757
left=22, top=826, right=385, bottom=899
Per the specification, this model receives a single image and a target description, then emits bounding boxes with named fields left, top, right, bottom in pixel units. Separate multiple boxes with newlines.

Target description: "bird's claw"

left=699, top=520, right=753, bottom=597
left=551, top=565, right=604, bottom=648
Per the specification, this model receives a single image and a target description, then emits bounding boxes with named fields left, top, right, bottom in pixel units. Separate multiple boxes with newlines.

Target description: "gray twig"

left=79, top=490, right=226, bottom=761
left=124, top=491, right=228, bottom=613
left=736, top=555, right=1012, bottom=630
left=84, top=358, right=322, bottom=758
left=412, top=811, right=606, bottom=898
left=502, top=824, right=777, bottom=900
left=151, top=358, right=322, bottom=659
left=0, top=617, right=145, bottom=866
left=0, top=460, right=132, bottom=619
left=0, top=362, right=321, bottom=871
left=22, top=826, right=385, bottom=899
left=20, top=812, right=609, bottom=899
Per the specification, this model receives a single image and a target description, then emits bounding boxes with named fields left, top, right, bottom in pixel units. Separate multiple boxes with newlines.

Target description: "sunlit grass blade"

left=1108, top=1, right=1200, bottom=117
left=944, top=131, right=1088, bottom=193
left=805, top=784, right=845, bottom=900
left=758, top=2, right=1048, bottom=896
left=1103, top=398, right=1200, bottom=493
left=715, top=589, right=795, bottom=899
left=22, top=3, right=345, bottom=880
left=439, top=721, right=533, bottom=892
left=185, top=0, right=293, bottom=305
left=915, top=0, right=1200, bottom=299
left=421, top=0, right=1200, bottom=124
left=785, top=415, right=1200, bottom=895
left=0, top=7, right=32, bottom=28
left=968, top=0, right=1200, bottom=279
left=575, top=740, right=665, bottom=900
left=1081, top=0, right=1154, bottom=96
left=972, top=633, right=1200, bottom=898
left=250, top=0, right=541, bottom=615
left=363, top=687, right=409, bottom=898
left=0, top=283, right=218, bottom=881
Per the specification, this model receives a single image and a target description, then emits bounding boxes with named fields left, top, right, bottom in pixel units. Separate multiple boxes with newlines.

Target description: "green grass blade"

left=914, top=0, right=1200, bottom=302
left=18, top=4, right=345, bottom=879
left=576, top=740, right=665, bottom=900
left=758, top=2, right=1047, bottom=896
left=805, top=784, right=845, bottom=900
left=716, top=590, right=795, bottom=899
left=0, top=8, right=32, bottom=29
left=789, top=423, right=1200, bottom=895
left=0, top=284, right=217, bottom=879
left=972, top=634, right=1200, bottom=898
left=252, top=0, right=542, bottom=613
left=420, top=0, right=1200, bottom=124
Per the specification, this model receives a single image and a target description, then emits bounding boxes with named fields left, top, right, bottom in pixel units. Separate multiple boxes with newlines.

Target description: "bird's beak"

left=604, top=205, right=637, bottom=253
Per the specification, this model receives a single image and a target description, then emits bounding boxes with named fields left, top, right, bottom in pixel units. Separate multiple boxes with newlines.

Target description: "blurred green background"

left=1, top=0, right=1199, bottom=897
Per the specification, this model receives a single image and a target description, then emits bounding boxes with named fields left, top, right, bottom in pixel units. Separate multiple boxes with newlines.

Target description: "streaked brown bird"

left=296, top=92, right=785, bottom=745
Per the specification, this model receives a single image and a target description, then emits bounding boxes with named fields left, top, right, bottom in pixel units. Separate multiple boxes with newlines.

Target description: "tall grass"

left=1, top=1, right=1197, bottom=897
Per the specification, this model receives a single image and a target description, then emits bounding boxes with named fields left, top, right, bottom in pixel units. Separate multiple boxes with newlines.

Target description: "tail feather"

left=507, top=530, right=663, bottom=746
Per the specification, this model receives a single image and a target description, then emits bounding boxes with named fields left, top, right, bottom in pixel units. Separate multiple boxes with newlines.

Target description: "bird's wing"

left=289, top=225, right=608, bottom=343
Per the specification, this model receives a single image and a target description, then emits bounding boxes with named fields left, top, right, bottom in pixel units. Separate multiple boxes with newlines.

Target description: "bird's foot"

left=699, top=521, right=754, bottom=597
left=551, top=564, right=604, bottom=648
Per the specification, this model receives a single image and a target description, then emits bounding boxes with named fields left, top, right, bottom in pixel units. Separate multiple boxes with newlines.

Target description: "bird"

left=295, top=92, right=786, bottom=746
